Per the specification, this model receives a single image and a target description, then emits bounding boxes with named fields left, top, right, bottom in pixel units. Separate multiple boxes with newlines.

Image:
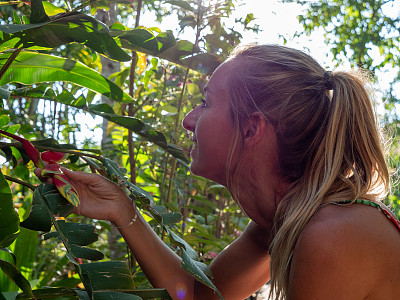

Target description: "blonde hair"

left=225, top=44, right=389, bottom=299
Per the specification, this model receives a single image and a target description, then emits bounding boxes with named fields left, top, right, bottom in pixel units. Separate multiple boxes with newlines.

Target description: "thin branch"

left=0, top=48, right=22, bottom=82
left=4, top=175, right=36, bottom=190
left=127, top=0, right=143, bottom=187
left=166, top=0, right=204, bottom=205
left=0, top=142, right=103, bottom=161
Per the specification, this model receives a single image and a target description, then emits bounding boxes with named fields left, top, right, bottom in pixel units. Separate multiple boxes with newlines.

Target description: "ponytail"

left=225, top=44, right=389, bottom=299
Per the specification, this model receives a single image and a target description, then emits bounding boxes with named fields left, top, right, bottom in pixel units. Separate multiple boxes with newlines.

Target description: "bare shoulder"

left=288, top=203, right=400, bottom=299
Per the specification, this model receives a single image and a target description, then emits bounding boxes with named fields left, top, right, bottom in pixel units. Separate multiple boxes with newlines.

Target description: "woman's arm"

left=61, top=169, right=271, bottom=299
left=203, top=221, right=271, bottom=299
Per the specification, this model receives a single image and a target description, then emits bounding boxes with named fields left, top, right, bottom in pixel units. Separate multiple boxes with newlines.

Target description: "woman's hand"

left=35, top=168, right=134, bottom=224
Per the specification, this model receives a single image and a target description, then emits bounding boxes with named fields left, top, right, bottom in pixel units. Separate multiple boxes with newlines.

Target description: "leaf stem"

left=127, top=0, right=143, bottom=186
left=166, top=0, right=204, bottom=205
left=0, top=142, right=103, bottom=161
left=4, top=175, right=36, bottom=191
left=0, top=48, right=22, bottom=82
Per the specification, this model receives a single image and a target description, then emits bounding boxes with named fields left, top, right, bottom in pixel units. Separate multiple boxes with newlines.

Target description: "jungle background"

left=0, top=0, right=399, bottom=299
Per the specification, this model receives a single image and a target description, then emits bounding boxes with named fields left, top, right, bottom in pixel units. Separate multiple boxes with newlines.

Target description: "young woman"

left=51, top=44, right=400, bottom=299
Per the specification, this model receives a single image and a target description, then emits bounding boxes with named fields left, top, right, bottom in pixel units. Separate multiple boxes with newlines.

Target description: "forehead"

left=204, top=60, right=238, bottom=95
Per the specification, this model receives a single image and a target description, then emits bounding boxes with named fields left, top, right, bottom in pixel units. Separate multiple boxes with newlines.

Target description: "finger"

left=33, top=168, right=42, bottom=177
left=61, top=168, right=103, bottom=184
left=73, top=205, right=82, bottom=216
left=34, top=168, right=53, bottom=183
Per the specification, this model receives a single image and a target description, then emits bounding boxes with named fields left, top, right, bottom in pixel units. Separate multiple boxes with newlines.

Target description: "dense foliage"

left=0, top=0, right=254, bottom=298
left=1, top=0, right=399, bottom=299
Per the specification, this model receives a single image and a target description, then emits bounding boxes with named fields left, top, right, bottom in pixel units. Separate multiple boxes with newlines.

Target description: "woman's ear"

left=242, top=112, right=269, bottom=146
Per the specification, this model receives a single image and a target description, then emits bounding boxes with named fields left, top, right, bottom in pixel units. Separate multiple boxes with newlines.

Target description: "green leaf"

left=16, top=287, right=78, bottom=299
left=180, top=52, right=221, bottom=75
left=39, top=183, right=74, bottom=217
left=160, top=212, right=182, bottom=225
left=0, top=115, right=10, bottom=127
left=20, top=186, right=52, bottom=232
left=9, top=228, right=39, bottom=281
left=0, top=51, right=133, bottom=103
left=30, top=0, right=51, bottom=23
left=74, top=289, right=91, bottom=300
left=118, top=27, right=162, bottom=55
left=0, top=11, right=130, bottom=61
left=0, top=249, right=18, bottom=292
left=70, top=245, right=104, bottom=261
left=0, top=259, right=32, bottom=297
left=165, top=0, right=194, bottom=12
left=80, top=261, right=134, bottom=292
left=0, top=23, right=46, bottom=34
left=42, top=231, right=60, bottom=241
left=1, top=291, right=19, bottom=299
left=55, top=90, right=87, bottom=108
left=89, top=105, right=188, bottom=162
left=0, top=248, right=17, bottom=265
left=128, top=289, right=172, bottom=300
left=93, top=111, right=167, bottom=146
left=0, top=144, right=13, bottom=163
left=102, top=157, right=155, bottom=205
left=42, top=1, right=66, bottom=16
left=118, top=29, right=220, bottom=75
left=13, top=10, right=22, bottom=25
left=0, top=171, right=20, bottom=247
left=0, top=1, right=25, bottom=6
left=93, top=291, right=142, bottom=300
left=165, top=228, right=198, bottom=260
left=180, top=250, right=223, bottom=300
left=0, top=87, right=10, bottom=100
left=56, top=220, right=98, bottom=246
left=8, top=86, right=187, bottom=163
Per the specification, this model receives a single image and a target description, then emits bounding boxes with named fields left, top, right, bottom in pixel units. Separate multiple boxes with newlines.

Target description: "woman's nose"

left=182, top=106, right=199, bottom=132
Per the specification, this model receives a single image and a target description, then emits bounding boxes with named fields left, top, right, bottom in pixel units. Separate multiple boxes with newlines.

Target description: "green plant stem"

left=42, top=197, right=82, bottom=277
left=0, top=48, right=22, bottom=82
left=127, top=0, right=142, bottom=187
left=126, top=0, right=143, bottom=270
left=4, top=175, right=36, bottom=190
left=166, top=0, right=204, bottom=205
left=0, top=142, right=103, bottom=161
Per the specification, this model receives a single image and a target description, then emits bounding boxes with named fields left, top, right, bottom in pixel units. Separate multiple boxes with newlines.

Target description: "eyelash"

left=201, top=98, right=207, bottom=107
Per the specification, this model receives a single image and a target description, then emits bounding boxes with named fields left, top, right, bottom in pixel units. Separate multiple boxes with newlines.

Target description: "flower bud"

left=41, top=151, right=69, bottom=164
left=0, top=129, right=44, bottom=168
left=53, top=173, right=80, bottom=207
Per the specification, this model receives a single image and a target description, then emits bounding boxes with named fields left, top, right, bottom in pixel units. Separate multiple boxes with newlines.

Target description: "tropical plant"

left=0, top=0, right=255, bottom=299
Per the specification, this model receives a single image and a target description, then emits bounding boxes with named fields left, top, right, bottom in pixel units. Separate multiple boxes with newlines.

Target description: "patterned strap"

left=329, top=199, right=400, bottom=232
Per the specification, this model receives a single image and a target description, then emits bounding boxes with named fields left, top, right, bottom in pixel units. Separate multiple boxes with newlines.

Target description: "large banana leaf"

left=117, top=27, right=221, bottom=74
left=0, top=171, right=19, bottom=248
left=0, top=51, right=133, bottom=103
left=30, top=0, right=50, bottom=23
left=0, top=256, right=33, bottom=298
left=9, top=228, right=39, bottom=282
left=0, top=8, right=130, bottom=61
left=0, top=0, right=220, bottom=73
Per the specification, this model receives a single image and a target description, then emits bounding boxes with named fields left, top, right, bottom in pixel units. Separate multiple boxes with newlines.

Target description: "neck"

left=229, top=167, right=289, bottom=232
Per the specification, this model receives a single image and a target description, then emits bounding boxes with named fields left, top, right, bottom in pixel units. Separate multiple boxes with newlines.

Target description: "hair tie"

left=324, top=71, right=333, bottom=90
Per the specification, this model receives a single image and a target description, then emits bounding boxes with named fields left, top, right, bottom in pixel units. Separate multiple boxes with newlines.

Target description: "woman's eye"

left=201, top=98, right=207, bottom=107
